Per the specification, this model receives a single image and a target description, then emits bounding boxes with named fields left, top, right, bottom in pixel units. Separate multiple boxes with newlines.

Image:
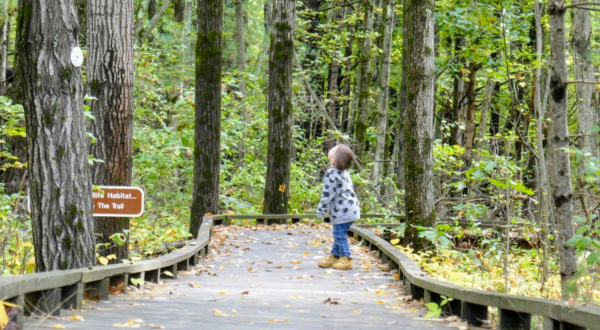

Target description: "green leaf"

left=471, top=169, right=486, bottom=180
left=565, top=235, right=581, bottom=247
left=576, top=237, right=592, bottom=250
left=587, top=252, right=599, bottom=266
left=573, top=216, right=586, bottom=223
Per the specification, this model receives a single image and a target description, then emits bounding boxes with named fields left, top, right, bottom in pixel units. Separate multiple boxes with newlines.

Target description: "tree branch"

left=136, top=0, right=173, bottom=40
left=566, top=80, right=598, bottom=84
left=562, top=2, right=600, bottom=9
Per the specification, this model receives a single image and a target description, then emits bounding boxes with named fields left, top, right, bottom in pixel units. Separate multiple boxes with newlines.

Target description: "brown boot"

left=332, top=256, right=352, bottom=270
left=318, top=255, right=339, bottom=268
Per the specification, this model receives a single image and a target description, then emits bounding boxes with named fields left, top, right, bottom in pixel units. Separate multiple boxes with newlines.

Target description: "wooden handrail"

left=1, top=213, right=596, bottom=330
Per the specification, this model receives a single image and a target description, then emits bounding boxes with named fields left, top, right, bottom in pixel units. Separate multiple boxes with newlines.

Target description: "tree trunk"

left=463, top=65, right=477, bottom=166
left=190, top=0, right=222, bottom=237
left=402, top=0, right=435, bottom=249
left=354, top=0, right=374, bottom=158
left=373, top=0, right=394, bottom=186
left=88, top=0, right=134, bottom=262
left=547, top=3, right=577, bottom=298
left=450, top=37, right=465, bottom=146
left=572, top=0, right=598, bottom=156
left=17, top=0, right=95, bottom=271
left=235, top=0, right=247, bottom=166
left=263, top=0, right=296, bottom=215
left=476, top=77, right=496, bottom=147
left=0, top=0, right=8, bottom=96
left=173, top=0, right=186, bottom=23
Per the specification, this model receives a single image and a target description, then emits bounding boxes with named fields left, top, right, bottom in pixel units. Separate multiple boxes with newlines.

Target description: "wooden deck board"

left=25, top=225, right=461, bottom=329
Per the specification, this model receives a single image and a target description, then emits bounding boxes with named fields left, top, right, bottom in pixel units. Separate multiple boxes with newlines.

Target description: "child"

left=317, top=144, right=360, bottom=270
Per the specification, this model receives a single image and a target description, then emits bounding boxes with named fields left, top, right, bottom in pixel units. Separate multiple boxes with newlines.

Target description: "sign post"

left=92, top=186, right=145, bottom=217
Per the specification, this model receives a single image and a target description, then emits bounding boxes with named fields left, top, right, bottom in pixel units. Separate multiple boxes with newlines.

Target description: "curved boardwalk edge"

left=350, top=225, right=596, bottom=330
left=0, top=216, right=217, bottom=328
left=2, top=214, right=599, bottom=330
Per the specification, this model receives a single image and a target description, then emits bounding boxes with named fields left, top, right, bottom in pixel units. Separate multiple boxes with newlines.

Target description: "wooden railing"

left=1, top=213, right=598, bottom=330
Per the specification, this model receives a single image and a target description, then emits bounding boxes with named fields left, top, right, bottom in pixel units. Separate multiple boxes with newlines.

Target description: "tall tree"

left=87, top=0, right=134, bottom=262
left=189, top=0, right=222, bottom=237
left=402, top=0, right=435, bottom=249
left=548, top=2, right=577, bottom=298
left=354, top=0, right=374, bottom=158
left=373, top=0, right=394, bottom=185
left=572, top=0, right=598, bottom=156
left=263, top=0, right=296, bottom=215
left=17, top=0, right=95, bottom=271
left=0, top=0, right=9, bottom=96
left=235, top=0, right=248, bottom=166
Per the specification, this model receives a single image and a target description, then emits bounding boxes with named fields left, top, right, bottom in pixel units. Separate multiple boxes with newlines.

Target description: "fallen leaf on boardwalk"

left=50, top=325, right=66, bottom=329
left=447, top=321, right=469, bottom=329
left=303, top=252, right=310, bottom=256
left=387, top=321, right=398, bottom=325
left=218, top=265, right=225, bottom=271
left=188, top=282, right=201, bottom=288
left=148, top=325, right=166, bottom=329
left=218, top=291, right=227, bottom=295
left=241, top=291, right=249, bottom=295
left=162, top=271, right=174, bottom=277
left=375, top=290, right=388, bottom=295
left=351, top=310, right=361, bottom=314
left=290, top=261, right=302, bottom=264
left=323, top=298, right=331, bottom=303
left=110, top=282, right=125, bottom=294
left=232, top=310, right=238, bottom=315
left=214, top=309, right=227, bottom=316
left=325, top=270, right=333, bottom=274
left=296, top=275, right=311, bottom=279
left=289, top=295, right=302, bottom=298
left=269, top=319, right=289, bottom=323
left=277, top=264, right=284, bottom=269
left=70, top=315, right=84, bottom=321
left=113, top=318, right=143, bottom=328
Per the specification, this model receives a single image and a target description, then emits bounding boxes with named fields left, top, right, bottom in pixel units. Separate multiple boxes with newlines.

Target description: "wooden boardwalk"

left=25, top=224, right=462, bottom=329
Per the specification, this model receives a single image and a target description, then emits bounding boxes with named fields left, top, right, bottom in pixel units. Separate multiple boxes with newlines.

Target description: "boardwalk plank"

left=25, top=225, right=460, bottom=330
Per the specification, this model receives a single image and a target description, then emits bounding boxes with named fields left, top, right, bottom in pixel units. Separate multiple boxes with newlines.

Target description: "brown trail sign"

left=92, top=186, right=144, bottom=217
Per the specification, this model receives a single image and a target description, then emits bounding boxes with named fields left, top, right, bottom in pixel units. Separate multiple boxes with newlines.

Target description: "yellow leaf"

left=269, top=319, right=289, bottom=323
left=290, top=261, right=302, bottom=264
left=70, top=315, right=84, bottom=321
left=1, top=301, right=18, bottom=308
left=188, top=282, right=201, bottom=288
left=22, top=242, right=33, bottom=248
left=278, top=184, right=287, bottom=192
left=0, top=304, right=7, bottom=329
left=214, top=309, right=227, bottom=316
left=376, top=299, right=385, bottom=304
left=390, top=238, right=399, bottom=245
left=51, top=325, right=66, bottom=329
left=107, top=254, right=117, bottom=260
left=218, top=291, right=227, bottom=295
left=218, top=265, right=225, bottom=270
left=149, top=325, right=166, bottom=329
left=303, top=252, right=310, bottom=256
left=98, top=256, right=109, bottom=265
left=232, top=310, right=238, bottom=315
left=351, top=310, right=361, bottom=314
left=375, top=290, right=387, bottom=295
left=162, top=271, right=174, bottom=277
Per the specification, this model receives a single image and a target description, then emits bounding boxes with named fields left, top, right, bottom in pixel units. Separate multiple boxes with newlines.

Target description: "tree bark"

left=547, top=3, right=577, bottom=298
left=0, top=0, right=8, bottom=96
left=572, top=0, right=598, bottom=156
left=476, top=77, right=496, bottom=146
left=190, top=0, right=222, bottom=237
left=87, top=0, right=134, bottom=262
left=263, top=0, right=296, bottom=215
left=17, top=0, right=95, bottom=271
left=173, top=0, right=186, bottom=23
left=402, top=0, right=435, bottom=249
left=235, top=0, right=248, bottom=166
left=354, top=0, right=374, bottom=158
left=462, top=65, right=477, bottom=166
left=373, top=0, right=394, bottom=185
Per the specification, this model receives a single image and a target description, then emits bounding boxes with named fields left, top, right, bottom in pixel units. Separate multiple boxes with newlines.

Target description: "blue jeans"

left=331, top=222, right=353, bottom=257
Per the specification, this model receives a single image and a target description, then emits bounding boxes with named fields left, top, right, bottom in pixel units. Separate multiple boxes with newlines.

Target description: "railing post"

left=145, top=268, right=160, bottom=283
left=85, top=278, right=110, bottom=301
left=178, top=259, right=190, bottom=271
left=7, top=295, right=23, bottom=329
left=544, top=318, right=586, bottom=330
left=109, top=274, right=129, bottom=294
left=61, top=281, right=83, bottom=310
left=161, top=264, right=177, bottom=279
left=128, top=272, right=145, bottom=290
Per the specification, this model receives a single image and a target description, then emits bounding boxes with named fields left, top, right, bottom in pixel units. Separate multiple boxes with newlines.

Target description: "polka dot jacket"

left=316, top=168, right=360, bottom=224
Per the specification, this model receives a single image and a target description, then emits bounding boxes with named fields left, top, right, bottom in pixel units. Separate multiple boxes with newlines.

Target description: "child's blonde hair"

left=331, top=144, right=354, bottom=170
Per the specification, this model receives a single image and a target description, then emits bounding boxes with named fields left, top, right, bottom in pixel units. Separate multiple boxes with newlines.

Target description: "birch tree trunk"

left=235, top=0, right=248, bottom=166
left=17, top=0, right=95, bottom=271
left=572, top=0, right=598, bottom=156
left=190, top=0, right=222, bottom=237
left=354, top=0, right=374, bottom=158
left=548, top=3, right=577, bottom=298
left=402, top=0, right=435, bottom=249
left=0, top=0, right=8, bottom=96
left=88, top=0, right=134, bottom=262
left=263, top=0, right=296, bottom=215
left=373, top=0, right=394, bottom=185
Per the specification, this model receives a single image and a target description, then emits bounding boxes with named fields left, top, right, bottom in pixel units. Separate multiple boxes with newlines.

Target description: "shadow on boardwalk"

left=25, top=223, right=463, bottom=329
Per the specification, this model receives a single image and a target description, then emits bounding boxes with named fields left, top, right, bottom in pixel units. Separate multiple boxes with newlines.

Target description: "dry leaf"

left=162, top=271, right=174, bottom=277
left=290, top=261, right=302, bottom=264
left=214, top=309, right=227, bottom=317
left=269, top=319, right=289, bottom=323
left=218, top=265, right=225, bottom=271
left=70, top=315, right=84, bottom=321
left=376, top=300, right=385, bottom=304
left=188, top=282, right=201, bottom=288
left=149, top=325, right=166, bottom=329
left=50, top=325, right=66, bottom=329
